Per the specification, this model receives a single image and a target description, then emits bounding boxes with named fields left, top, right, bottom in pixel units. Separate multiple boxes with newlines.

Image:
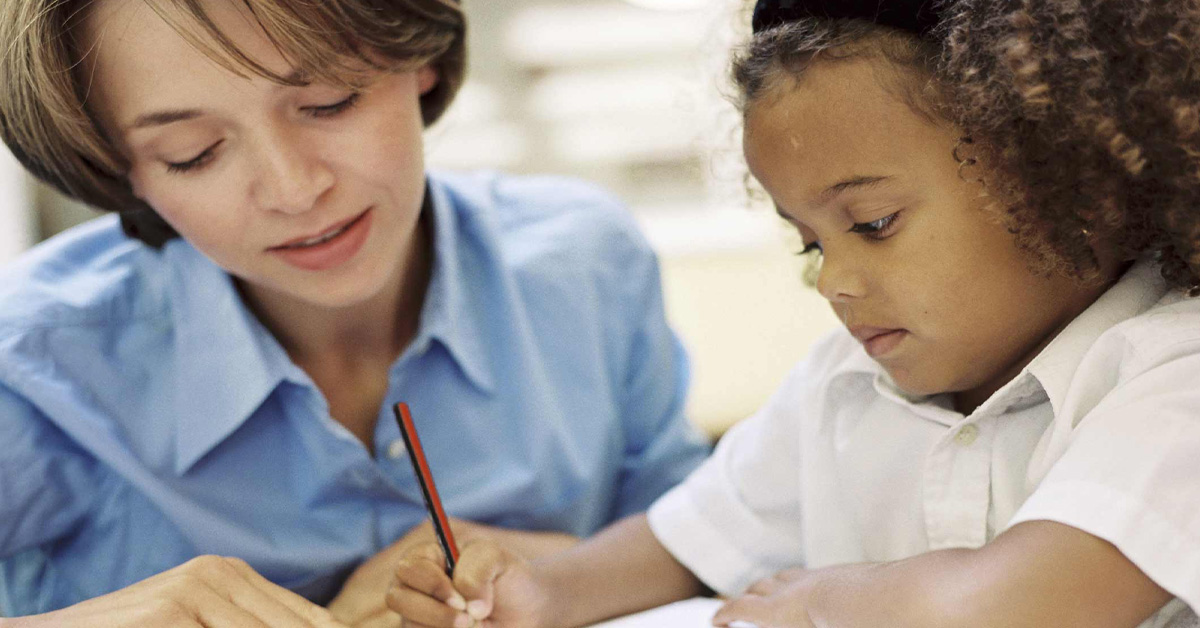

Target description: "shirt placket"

left=922, top=416, right=995, bottom=550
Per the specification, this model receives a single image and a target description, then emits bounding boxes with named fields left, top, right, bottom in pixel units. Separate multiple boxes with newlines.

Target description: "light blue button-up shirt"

left=0, top=171, right=710, bottom=616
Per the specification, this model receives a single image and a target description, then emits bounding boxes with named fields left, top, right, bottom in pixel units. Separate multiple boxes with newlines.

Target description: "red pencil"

left=393, top=402, right=460, bottom=574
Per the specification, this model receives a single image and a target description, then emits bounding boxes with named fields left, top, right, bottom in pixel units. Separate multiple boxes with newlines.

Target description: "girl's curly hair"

left=734, top=0, right=1200, bottom=295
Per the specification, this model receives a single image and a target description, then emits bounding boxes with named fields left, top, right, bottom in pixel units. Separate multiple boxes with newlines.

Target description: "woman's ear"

left=417, top=65, right=439, bottom=96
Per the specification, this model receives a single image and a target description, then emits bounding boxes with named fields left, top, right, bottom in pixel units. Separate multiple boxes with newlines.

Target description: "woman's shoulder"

left=431, top=169, right=650, bottom=258
left=0, top=215, right=169, bottom=342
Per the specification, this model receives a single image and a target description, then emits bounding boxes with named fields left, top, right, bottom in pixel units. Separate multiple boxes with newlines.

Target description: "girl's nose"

left=815, top=251, right=867, bottom=303
left=249, top=130, right=335, bottom=215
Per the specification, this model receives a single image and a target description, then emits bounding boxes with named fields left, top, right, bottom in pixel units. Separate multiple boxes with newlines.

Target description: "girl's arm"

left=716, top=520, right=1172, bottom=628
left=389, top=513, right=706, bottom=628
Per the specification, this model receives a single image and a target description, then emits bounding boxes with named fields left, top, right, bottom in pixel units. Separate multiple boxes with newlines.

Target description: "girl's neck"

left=238, top=213, right=433, bottom=369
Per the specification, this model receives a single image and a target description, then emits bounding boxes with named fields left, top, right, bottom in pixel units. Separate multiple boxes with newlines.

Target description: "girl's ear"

left=417, top=65, right=439, bottom=96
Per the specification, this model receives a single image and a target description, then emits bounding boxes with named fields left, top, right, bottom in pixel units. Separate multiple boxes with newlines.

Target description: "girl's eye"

left=848, top=211, right=902, bottom=240
left=798, top=241, right=823, bottom=256
left=304, top=92, right=361, bottom=118
left=166, top=140, right=223, bottom=174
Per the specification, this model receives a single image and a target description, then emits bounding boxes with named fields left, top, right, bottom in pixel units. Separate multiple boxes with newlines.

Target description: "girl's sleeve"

left=1008, top=344, right=1200, bottom=616
left=645, top=353, right=824, bottom=597
left=0, top=380, right=99, bottom=558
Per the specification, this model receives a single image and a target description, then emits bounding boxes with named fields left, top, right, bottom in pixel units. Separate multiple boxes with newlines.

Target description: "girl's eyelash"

left=848, top=211, right=902, bottom=239
left=163, top=93, right=360, bottom=175
left=305, top=92, right=361, bottom=118
left=793, top=211, right=903, bottom=255
left=166, top=140, right=223, bottom=174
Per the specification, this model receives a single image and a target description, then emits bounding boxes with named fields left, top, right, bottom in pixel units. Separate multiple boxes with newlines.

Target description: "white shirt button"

left=387, top=439, right=409, bottom=460
left=954, top=424, right=980, bottom=446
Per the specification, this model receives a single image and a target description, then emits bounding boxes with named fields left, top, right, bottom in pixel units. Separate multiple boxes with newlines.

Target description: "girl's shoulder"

left=1106, top=288, right=1200, bottom=370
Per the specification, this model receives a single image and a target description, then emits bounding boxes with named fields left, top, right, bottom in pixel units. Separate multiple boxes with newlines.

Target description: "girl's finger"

left=712, top=595, right=771, bottom=628
left=386, top=585, right=473, bottom=628
left=394, top=547, right=464, bottom=606
left=451, top=542, right=509, bottom=614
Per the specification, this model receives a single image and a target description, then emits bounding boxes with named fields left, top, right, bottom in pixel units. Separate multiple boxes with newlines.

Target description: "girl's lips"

left=862, top=329, right=908, bottom=358
left=849, top=325, right=909, bottom=358
left=269, top=209, right=373, bottom=272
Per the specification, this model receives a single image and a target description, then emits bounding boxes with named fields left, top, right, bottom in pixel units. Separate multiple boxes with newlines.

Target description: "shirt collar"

left=1026, top=259, right=1168, bottom=416
left=165, top=240, right=297, bottom=475
left=411, top=174, right=497, bottom=395
left=166, top=175, right=496, bottom=474
left=826, top=261, right=1167, bottom=424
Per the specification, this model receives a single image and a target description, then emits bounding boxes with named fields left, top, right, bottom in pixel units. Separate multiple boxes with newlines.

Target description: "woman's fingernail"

left=467, top=599, right=489, bottom=620
left=447, top=593, right=467, bottom=611
left=454, top=613, right=473, bottom=628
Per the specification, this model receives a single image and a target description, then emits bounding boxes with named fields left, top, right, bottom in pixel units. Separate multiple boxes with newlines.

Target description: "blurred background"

left=0, top=0, right=839, bottom=438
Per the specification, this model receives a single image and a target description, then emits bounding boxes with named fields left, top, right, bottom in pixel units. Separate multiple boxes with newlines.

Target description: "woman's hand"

left=387, top=539, right=553, bottom=628
left=328, top=519, right=577, bottom=627
left=3, top=555, right=349, bottom=628
left=712, top=568, right=823, bottom=628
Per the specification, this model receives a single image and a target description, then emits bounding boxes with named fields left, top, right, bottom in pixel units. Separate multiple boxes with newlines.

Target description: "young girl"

left=0, top=0, right=710, bottom=625
left=386, top=0, right=1200, bottom=626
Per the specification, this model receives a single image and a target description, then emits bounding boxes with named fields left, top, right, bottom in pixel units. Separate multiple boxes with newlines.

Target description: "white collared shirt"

left=649, top=260, right=1199, bottom=627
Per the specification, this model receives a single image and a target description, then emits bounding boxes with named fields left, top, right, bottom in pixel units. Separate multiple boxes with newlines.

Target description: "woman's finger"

left=201, top=556, right=346, bottom=627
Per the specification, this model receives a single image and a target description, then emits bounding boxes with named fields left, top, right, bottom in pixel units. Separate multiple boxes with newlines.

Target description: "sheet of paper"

left=586, top=597, right=757, bottom=628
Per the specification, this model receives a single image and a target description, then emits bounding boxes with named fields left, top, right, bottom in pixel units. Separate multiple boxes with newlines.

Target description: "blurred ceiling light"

left=623, top=0, right=709, bottom=10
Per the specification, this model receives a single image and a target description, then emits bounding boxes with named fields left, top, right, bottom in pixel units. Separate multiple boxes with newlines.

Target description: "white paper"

left=586, top=598, right=757, bottom=628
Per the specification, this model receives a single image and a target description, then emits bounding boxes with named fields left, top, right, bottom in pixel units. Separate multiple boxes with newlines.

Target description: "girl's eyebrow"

left=818, top=175, right=894, bottom=202
left=774, top=175, right=898, bottom=222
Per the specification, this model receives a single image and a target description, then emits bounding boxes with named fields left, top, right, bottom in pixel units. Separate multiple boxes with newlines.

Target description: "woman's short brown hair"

left=0, top=0, right=466, bottom=247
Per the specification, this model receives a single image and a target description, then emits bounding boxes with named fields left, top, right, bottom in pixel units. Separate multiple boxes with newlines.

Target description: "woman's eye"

left=304, top=92, right=361, bottom=118
left=165, top=140, right=222, bottom=174
left=848, top=211, right=902, bottom=240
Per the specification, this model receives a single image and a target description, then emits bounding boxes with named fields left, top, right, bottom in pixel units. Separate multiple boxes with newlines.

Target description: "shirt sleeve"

left=647, top=359, right=818, bottom=596
left=0, top=379, right=99, bottom=558
left=608, top=226, right=711, bottom=520
left=1008, top=346, right=1200, bottom=614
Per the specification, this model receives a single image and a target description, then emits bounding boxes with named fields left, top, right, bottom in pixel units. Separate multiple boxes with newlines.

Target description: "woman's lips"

left=268, top=209, right=373, bottom=272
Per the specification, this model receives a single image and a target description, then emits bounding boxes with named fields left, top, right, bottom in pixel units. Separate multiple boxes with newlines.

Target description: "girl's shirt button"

left=954, top=424, right=980, bottom=446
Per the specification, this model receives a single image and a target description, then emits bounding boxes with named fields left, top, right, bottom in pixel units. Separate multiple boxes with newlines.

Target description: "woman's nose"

left=249, top=129, right=335, bottom=215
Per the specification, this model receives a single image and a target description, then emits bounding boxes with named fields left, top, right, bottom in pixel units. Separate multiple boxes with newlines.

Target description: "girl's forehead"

left=744, top=64, right=907, bottom=189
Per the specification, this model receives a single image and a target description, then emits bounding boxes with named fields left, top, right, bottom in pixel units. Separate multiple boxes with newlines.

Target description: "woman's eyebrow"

left=127, top=70, right=316, bottom=132
left=128, top=109, right=205, bottom=131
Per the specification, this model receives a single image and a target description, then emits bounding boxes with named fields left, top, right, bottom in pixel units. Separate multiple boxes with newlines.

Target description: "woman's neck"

left=238, top=213, right=433, bottom=370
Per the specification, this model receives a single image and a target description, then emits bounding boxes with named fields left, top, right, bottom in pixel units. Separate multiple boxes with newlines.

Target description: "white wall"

left=642, top=210, right=841, bottom=438
left=0, top=148, right=34, bottom=265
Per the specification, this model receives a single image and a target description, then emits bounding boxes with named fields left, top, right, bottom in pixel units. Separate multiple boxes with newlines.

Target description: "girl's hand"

left=329, top=519, right=576, bottom=627
left=712, top=568, right=822, bottom=628
left=387, top=539, right=552, bottom=628
left=328, top=518, right=485, bottom=627
left=4, top=555, right=349, bottom=628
